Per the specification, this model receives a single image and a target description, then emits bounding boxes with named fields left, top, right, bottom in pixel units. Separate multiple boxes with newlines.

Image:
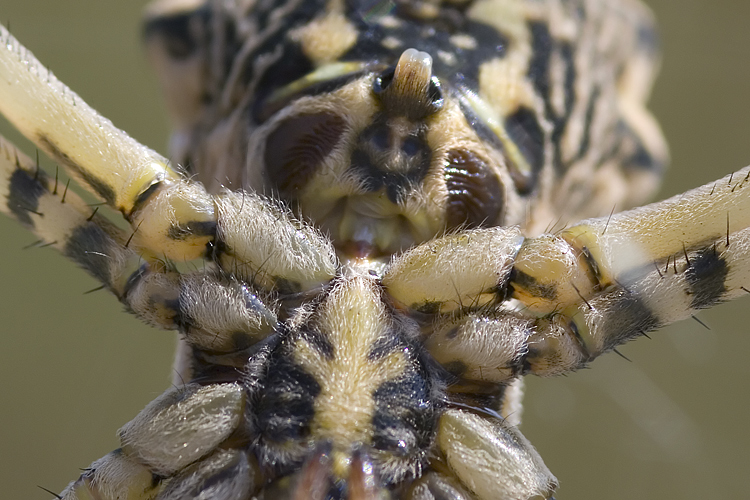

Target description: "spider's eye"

left=264, top=113, right=346, bottom=198
left=372, top=67, right=396, bottom=94
left=427, top=76, right=444, bottom=110
left=443, top=149, right=504, bottom=228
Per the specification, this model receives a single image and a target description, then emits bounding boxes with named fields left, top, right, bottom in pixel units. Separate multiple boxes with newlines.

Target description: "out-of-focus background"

left=0, top=1, right=749, bottom=498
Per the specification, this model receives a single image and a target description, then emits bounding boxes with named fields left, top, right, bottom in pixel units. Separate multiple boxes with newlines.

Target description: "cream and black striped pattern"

left=1, top=0, right=748, bottom=498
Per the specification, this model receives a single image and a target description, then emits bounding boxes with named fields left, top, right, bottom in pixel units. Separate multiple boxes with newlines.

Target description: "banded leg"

left=0, top=24, right=338, bottom=293
left=385, top=165, right=750, bottom=379
left=0, top=136, right=278, bottom=355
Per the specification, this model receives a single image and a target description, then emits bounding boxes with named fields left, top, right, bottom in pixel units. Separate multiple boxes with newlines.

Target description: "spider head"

left=254, top=48, right=513, bottom=260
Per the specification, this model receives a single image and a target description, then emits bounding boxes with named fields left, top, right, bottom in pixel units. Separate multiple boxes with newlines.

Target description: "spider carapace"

left=1, top=1, right=749, bottom=499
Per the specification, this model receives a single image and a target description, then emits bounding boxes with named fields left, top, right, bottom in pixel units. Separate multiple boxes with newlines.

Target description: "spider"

left=1, top=1, right=750, bottom=499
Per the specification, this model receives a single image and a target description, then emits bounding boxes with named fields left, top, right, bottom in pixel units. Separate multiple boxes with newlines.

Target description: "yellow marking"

left=478, top=56, right=538, bottom=115
left=0, top=25, right=181, bottom=215
left=294, top=11, right=359, bottom=64
left=263, top=61, right=367, bottom=112
left=436, top=49, right=458, bottom=66
left=61, top=450, right=161, bottom=500
left=468, top=0, right=531, bottom=58
left=459, top=89, right=535, bottom=176
left=449, top=34, right=478, bottom=51
left=383, top=227, right=524, bottom=311
left=292, top=277, right=407, bottom=478
left=562, top=166, right=750, bottom=284
left=382, top=36, right=403, bottom=50
left=377, top=15, right=402, bottom=29
left=0, top=25, right=218, bottom=263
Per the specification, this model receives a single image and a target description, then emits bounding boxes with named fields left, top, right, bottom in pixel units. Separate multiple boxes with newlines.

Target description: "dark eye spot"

left=443, top=149, right=504, bottom=229
left=427, top=76, right=444, bottom=111
left=402, top=136, right=423, bottom=157
left=373, top=67, right=395, bottom=94
left=264, top=113, right=346, bottom=198
left=372, top=126, right=391, bottom=151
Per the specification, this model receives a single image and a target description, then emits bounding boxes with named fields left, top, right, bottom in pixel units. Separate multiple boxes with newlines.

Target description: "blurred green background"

left=1, top=1, right=749, bottom=498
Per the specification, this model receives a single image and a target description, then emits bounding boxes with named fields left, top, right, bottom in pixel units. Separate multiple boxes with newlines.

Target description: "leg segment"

left=387, top=166, right=750, bottom=379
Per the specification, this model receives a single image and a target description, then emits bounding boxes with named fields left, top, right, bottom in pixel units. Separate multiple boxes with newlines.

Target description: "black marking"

left=509, top=268, right=557, bottom=301
left=527, top=21, right=576, bottom=174
left=372, top=66, right=395, bottom=94
left=257, top=338, right=320, bottom=447
left=298, top=327, right=335, bottom=360
left=131, top=181, right=164, bottom=218
left=410, top=472, right=474, bottom=499
left=575, top=86, right=600, bottom=161
left=7, top=168, right=47, bottom=227
left=580, top=245, right=603, bottom=285
left=265, top=113, right=347, bottom=199
left=443, top=148, right=504, bottom=229
left=343, top=1, right=508, bottom=92
left=442, top=360, right=468, bottom=378
left=230, top=331, right=257, bottom=351
left=685, top=247, right=729, bottom=309
left=256, top=69, right=368, bottom=123
left=566, top=318, right=590, bottom=359
left=243, top=0, right=328, bottom=118
left=38, top=135, right=116, bottom=206
left=350, top=118, right=432, bottom=204
left=457, top=101, right=503, bottom=151
left=457, top=100, right=535, bottom=196
left=158, top=450, right=249, bottom=498
left=144, top=5, right=209, bottom=60
left=167, top=220, right=218, bottom=240
left=444, top=326, right=459, bottom=340
left=122, top=264, right=149, bottom=299
left=64, top=223, right=123, bottom=288
left=617, top=120, right=665, bottom=174
left=371, top=368, right=437, bottom=483
left=597, top=289, right=662, bottom=352
left=368, top=333, right=402, bottom=361
left=415, top=302, right=442, bottom=315
left=504, top=107, right=545, bottom=178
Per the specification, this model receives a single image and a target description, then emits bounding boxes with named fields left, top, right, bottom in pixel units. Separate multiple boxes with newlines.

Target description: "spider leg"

left=0, top=24, right=338, bottom=294
left=0, top=135, right=278, bottom=353
left=436, top=409, right=557, bottom=500
left=388, top=166, right=750, bottom=381
left=0, top=134, right=274, bottom=498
